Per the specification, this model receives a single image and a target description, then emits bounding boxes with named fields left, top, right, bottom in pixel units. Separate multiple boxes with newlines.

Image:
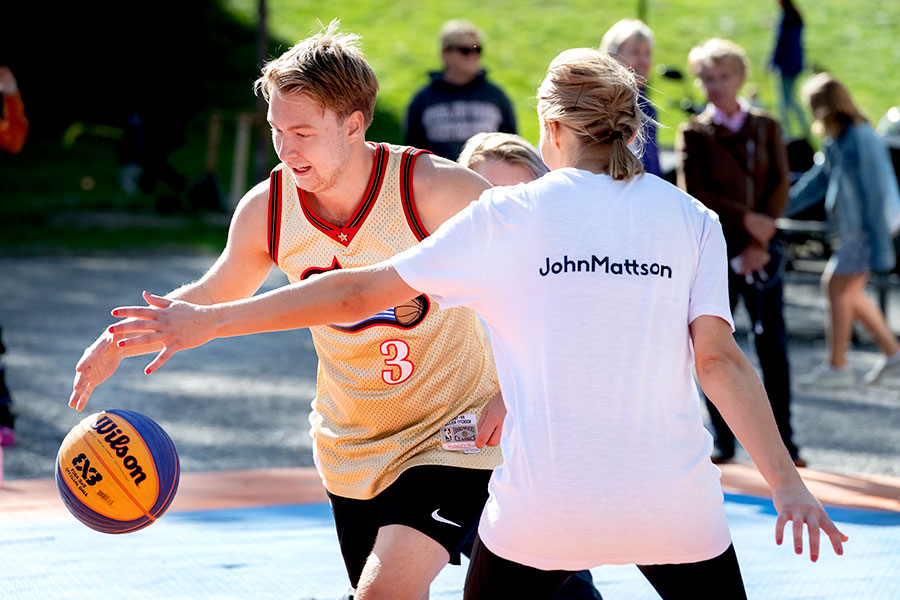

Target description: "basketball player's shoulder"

left=232, top=178, right=272, bottom=222
left=411, top=152, right=491, bottom=230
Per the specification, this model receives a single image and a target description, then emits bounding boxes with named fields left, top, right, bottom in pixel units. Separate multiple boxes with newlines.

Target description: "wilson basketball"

left=56, top=409, right=180, bottom=534
left=394, top=296, right=428, bottom=326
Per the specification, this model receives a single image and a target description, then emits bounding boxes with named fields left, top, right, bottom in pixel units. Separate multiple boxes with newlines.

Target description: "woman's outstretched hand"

left=772, top=479, right=849, bottom=562
left=108, top=291, right=218, bottom=374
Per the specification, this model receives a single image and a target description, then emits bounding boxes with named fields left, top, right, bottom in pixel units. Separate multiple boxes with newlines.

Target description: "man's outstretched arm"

left=69, top=181, right=274, bottom=412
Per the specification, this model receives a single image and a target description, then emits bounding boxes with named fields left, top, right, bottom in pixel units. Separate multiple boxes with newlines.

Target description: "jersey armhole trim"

left=267, top=168, right=283, bottom=265
left=401, top=148, right=431, bottom=241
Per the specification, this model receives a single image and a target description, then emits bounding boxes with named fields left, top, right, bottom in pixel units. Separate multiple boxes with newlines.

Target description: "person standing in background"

left=600, top=19, right=661, bottom=177
left=770, top=0, right=809, bottom=139
left=786, top=73, right=900, bottom=385
left=677, top=39, right=803, bottom=467
left=405, top=20, right=517, bottom=160
left=0, top=65, right=29, bottom=446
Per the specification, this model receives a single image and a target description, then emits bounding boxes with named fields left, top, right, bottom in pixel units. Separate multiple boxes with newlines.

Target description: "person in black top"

left=404, top=20, right=516, bottom=160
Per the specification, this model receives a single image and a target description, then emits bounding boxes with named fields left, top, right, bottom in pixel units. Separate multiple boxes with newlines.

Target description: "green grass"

left=225, top=0, right=900, bottom=147
left=3, top=0, right=899, bottom=253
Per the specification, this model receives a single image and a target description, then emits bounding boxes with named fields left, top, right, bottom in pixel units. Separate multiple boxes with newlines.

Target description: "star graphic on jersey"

left=338, top=232, right=348, bottom=242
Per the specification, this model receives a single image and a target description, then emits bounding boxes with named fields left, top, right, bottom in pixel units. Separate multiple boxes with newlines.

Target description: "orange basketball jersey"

left=267, top=143, right=501, bottom=500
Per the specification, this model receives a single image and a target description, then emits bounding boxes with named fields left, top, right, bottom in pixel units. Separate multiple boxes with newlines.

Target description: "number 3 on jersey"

left=380, top=339, right=414, bottom=384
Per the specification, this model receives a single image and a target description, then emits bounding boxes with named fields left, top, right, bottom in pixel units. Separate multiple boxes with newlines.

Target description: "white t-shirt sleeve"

left=391, top=189, right=495, bottom=309
left=688, top=212, right=735, bottom=330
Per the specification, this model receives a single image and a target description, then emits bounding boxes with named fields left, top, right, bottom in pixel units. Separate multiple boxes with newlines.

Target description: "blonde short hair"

left=440, top=19, right=483, bottom=49
left=254, top=20, right=379, bottom=128
left=537, top=48, right=645, bottom=181
left=599, top=19, right=654, bottom=56
left=687, top=38, right=749, bottom=78
left=457, top=132, right=548, bottom=179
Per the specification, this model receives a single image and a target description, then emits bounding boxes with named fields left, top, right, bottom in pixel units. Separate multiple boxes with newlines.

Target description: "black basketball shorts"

left=327, top=464, right=493, bottom=587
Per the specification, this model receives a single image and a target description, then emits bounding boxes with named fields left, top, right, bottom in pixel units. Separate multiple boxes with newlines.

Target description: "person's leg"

left=356, top=524, right=450, bottom=600
left=783, top=74, right=809, bottom=135
left=746, top=279, right=798, bottom=459
left=460, top=524, right=603, bottom=599
left=355, top=465, right=493, bottom=600
left=0, top=325, right=15, bottom=446
left=637, top=544, right=747, bottom=600
left=463, top=535, right=575, bottom=600
left=778, top=73, right=792, bottom=135
left=327, top=491, right=382, bottom=590
left=553, top=569, right=603, bottom=600
left=846, top=274, right=900, bottom=356
left=826, top=272, right=860, bottom=368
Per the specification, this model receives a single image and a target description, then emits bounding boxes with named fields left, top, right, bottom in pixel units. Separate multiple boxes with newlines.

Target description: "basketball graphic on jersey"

left=393, top=295, right=428, bottom=326
left=300, top=259, right=430, bottom=331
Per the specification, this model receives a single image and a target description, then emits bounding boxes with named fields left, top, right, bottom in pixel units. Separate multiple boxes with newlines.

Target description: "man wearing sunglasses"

left=405, top=19, right=517, bottom=160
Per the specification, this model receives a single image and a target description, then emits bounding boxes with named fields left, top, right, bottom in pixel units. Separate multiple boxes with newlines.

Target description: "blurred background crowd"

left=1, top=0, right=899, bottom=467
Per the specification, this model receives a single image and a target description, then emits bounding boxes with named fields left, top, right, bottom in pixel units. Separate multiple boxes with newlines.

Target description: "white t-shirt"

left=392, top=168, right=735, bottom=570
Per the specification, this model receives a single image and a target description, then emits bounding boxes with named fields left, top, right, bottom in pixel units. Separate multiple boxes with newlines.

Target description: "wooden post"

left=253, top=0, right=271, bottom=183
left=231, top=112, right=252, bottom=209
left=205, top=112, right=222, bottom=174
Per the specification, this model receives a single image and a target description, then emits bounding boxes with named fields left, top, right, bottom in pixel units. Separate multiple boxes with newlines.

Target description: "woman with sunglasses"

left=404, top=19, right=517, bottom=160
left=112, top=49, right=846, bottom=600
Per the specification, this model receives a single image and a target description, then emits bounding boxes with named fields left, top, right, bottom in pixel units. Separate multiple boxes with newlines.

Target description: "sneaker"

left=794, top=363, right=855, bottom=387
left=0, top=426, right=14, bottom=447
left=863, top=354, right=900, bottom=385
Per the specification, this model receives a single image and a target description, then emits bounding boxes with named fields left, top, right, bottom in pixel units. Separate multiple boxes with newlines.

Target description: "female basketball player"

left=109, top=49, right=847, bottom=599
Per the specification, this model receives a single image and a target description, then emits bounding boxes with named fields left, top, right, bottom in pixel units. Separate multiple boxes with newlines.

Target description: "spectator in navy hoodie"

left=405, top=20, right=517, bottom=160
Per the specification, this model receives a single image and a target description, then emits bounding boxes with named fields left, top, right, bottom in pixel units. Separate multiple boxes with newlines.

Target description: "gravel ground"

left=0, top=253, right=898, bottom=481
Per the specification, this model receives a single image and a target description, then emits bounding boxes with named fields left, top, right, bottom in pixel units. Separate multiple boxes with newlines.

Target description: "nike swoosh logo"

left=431, top=509, right=461, bottom=527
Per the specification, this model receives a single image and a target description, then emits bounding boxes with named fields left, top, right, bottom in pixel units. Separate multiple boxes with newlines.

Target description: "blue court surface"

left=2, top=493, right=898, bottom=599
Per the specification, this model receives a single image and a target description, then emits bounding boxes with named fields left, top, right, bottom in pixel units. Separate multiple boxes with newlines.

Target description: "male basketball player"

left=70, top=22, right=506, bottom=600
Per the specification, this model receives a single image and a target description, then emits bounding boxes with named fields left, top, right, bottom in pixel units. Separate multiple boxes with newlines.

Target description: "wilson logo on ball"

left=91, top=415, right=148, bottom=486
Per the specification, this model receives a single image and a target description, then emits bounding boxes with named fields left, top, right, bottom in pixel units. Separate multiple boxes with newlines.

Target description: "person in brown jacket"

left=677, top=38, right=803, bottom=467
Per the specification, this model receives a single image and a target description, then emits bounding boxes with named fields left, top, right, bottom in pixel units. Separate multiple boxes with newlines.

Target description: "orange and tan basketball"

left=56, top=409, right=180, bottom=534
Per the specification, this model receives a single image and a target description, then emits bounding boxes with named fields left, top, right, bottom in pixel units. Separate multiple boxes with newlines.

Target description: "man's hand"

left=743, top=211, right=777, bottom=245
left=737, top=244, right=771, bottom=276
left=773, top=479, right=848, bottom=562
left=475, top=392, right=505, bottom=449
left=108, top=291, right=218, bottom=374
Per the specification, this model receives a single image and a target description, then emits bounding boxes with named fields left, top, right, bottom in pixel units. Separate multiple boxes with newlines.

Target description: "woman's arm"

left=109, top=263, right=421, bottom=374
left=786, top=157, right=829, bottom=217
left=690, top=315, right=848, bottom=561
